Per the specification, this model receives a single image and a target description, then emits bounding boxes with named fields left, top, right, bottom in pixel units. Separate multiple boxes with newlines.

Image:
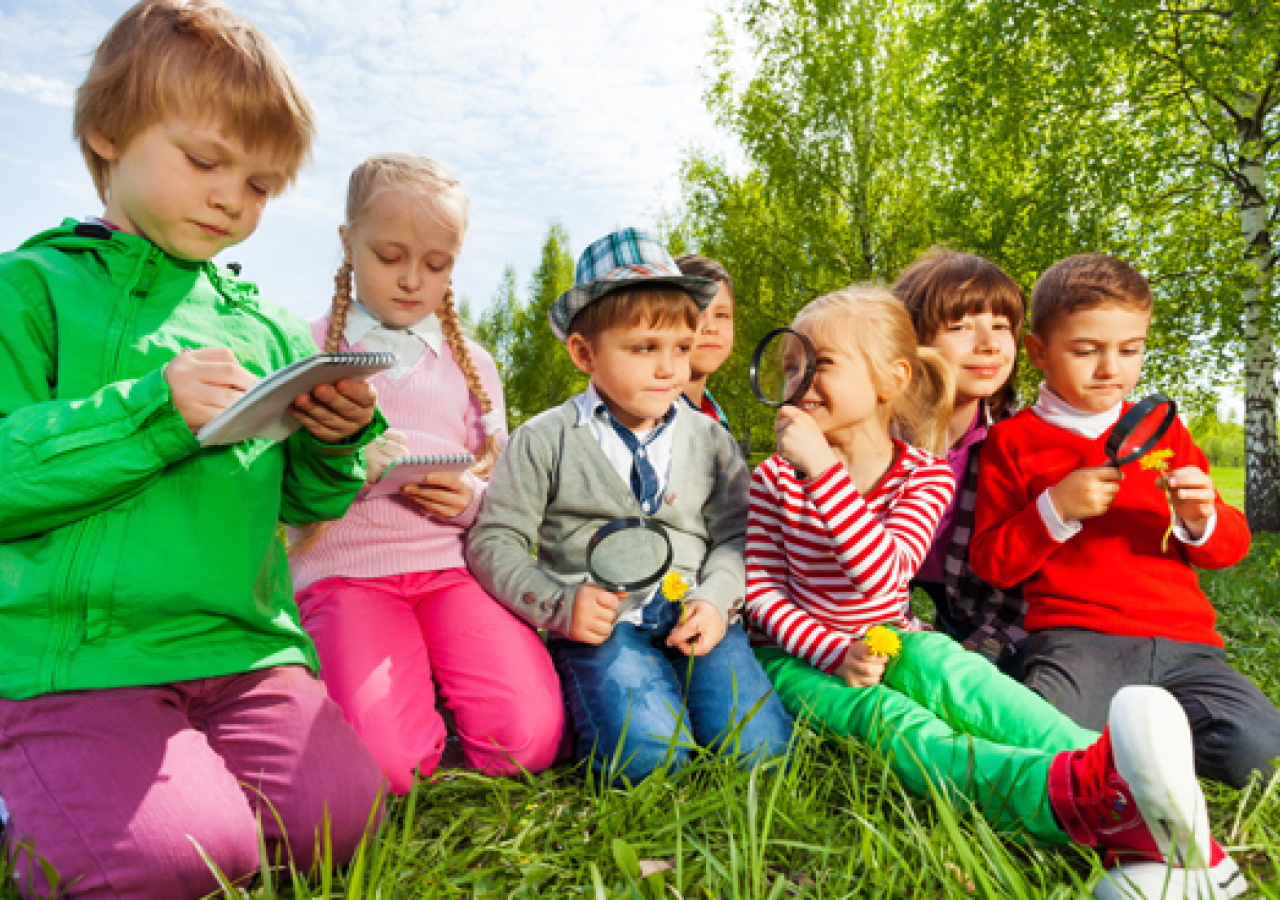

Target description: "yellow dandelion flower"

left=663, top=571, right=692, bottom=602
left=1138, top=447, right=1175, bottom=471
left=863, top=625, right=902, bottom=659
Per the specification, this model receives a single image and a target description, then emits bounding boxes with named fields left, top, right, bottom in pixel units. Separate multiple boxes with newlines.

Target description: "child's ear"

left=1024, top=332, right=1047, bottom=369
left=878, top=358, right=911, bottom=402
left=564, top=334, right=596, bottom=374
left=85, top=127, right=120, bottom=163
left=338, top=225, right=352, bottom=262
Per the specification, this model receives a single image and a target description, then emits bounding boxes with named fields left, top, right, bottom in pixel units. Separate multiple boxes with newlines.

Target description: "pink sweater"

left=289, top=316, right=507, bottom=592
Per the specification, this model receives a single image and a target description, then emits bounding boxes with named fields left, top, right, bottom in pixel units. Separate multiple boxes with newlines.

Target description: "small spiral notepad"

left=197, top=351, right=397, bottom=447
left=369, top=453, right=477, bottom=497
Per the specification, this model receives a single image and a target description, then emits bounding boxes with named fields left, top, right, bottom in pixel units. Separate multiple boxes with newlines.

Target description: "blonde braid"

left=289, top=259, right=358, bottom=557
left=323, top=259, right=355, bottom=352
left=438, top=285, right=502, bottom=479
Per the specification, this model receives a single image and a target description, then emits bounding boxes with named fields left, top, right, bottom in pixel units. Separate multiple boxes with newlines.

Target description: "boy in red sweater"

left=972, top=253, right=1280, bottom=788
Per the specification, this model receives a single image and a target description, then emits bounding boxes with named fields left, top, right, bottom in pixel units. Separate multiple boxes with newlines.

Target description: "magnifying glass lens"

left=1105, top=394, right=1178, bottom=466
left=1117, top=411, right=1167, bottom=460
left=586, top=518, right=674, bottom=594
left=751, top=328, right=816, bottom=407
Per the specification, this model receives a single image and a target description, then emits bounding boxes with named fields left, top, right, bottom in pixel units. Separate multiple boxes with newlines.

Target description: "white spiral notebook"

left=197, top=352, right=397, bottom=447
left=368, top=453, right=476, bottom=497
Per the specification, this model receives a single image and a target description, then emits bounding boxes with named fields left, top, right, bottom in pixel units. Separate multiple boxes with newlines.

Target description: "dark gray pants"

left=1022, top=628, right=1280, bottom=789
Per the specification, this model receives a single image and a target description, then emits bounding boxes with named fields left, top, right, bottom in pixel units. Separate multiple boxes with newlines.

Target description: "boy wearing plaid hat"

left=468, top=228, right=793, bottom=784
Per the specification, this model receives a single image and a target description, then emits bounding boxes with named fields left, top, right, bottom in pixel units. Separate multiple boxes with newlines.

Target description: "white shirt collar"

left=573, top=383, right=607, bottom=427
left=572, top=382, right=679, bottom=432
left=343, top=302, right=443, bottom=357
left=1032, top=382, right=1124, bottom=439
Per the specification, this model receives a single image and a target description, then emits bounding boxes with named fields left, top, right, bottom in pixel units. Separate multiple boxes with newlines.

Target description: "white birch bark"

left=1238, top=100, right=1280, bottom=531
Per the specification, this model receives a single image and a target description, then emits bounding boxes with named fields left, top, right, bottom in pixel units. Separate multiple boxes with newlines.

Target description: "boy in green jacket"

left=0, top=2, right=387, bottom=896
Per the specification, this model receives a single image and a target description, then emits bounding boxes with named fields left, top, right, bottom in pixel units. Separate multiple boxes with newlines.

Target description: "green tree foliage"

left=679, top=0, right=1280, bottom=525
left=679, top=0, right=944, bottom=456
left=475, top=222, right=586, bottom=428
left=1191, top=411, right=1246, bottom=469
left=925, top=0, right=1280, bottom=525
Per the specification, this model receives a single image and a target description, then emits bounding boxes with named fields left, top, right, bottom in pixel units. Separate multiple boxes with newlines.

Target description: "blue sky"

left=0, top=0, right=738, bottom=320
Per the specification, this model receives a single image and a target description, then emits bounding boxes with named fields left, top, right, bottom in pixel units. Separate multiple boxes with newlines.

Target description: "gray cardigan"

left=466, top=398, right=749, bottom=636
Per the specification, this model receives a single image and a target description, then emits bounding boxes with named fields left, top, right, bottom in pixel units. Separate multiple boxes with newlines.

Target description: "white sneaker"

left=1095, top=854, right=1248, bottom=899
left=1108, top=685, right=1214, bottom=868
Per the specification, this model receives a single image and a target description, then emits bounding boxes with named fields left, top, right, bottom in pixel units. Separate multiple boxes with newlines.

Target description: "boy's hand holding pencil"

left=165, top=347, right=257, bottom=432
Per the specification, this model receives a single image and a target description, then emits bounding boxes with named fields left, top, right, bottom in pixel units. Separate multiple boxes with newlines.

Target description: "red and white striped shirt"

left=746, top=443, right=955, bottom=672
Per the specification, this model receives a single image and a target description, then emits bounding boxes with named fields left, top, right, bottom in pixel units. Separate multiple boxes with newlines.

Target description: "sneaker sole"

left=1108, top=686, right=1213, bottom=869
left=1093, top=856, right=1248, bottom=899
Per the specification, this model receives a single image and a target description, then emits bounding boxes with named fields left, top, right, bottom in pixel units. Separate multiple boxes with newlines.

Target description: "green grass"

left=7, top=539, right=1280, bottom=899
left=1213, top=466, right=1245, bottom=510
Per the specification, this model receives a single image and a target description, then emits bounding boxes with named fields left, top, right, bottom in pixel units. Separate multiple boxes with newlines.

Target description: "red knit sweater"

left=971, top=408, right=1250, bottom=647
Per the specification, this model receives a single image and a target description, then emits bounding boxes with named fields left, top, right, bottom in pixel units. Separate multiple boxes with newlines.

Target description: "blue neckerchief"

left=600, top=404, right=676, bottom=515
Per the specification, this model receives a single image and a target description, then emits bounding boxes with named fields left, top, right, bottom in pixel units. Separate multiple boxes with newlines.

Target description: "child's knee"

left=461, top=694, right=565, bottom=775
left=1197, top=711, right=1280, bottom=789
left=10, top=795, right=259, bottom=900
left=271, top=752, right=386, bottom=869
left=593, top=731, right=692, bottom=786
left=732, top=695, right=795, bottom=763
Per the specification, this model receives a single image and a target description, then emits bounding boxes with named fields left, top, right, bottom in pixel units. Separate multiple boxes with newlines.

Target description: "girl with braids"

left=290, top=154, right=564, bottom=791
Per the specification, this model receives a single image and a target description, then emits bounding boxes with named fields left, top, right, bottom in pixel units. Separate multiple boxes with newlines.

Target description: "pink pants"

left=297, top=568, right=564, bottom=792
left=0, top=665, right=384, bottom=900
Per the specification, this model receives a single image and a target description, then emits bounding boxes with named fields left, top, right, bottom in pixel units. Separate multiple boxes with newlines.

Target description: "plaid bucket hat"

left=548, top=228, right=720, bottom=342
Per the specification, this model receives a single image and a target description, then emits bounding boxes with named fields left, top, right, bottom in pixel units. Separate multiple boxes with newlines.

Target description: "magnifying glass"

left=1104, top=394, right=1178, bottom=467
left=585, top=516, right=674, bottom=594
left=750, top=327, right=817, bottom=408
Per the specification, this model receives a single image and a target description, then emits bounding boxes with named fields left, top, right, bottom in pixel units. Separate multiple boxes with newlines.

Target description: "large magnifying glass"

left=586, top=517, right=674, bottom=594
left=1104, top=394, right=1178, bottom=467
left=750, top=327, right=817, bottom=408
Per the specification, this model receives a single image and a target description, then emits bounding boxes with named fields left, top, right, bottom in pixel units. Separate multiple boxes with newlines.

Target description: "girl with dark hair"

left=891, top=247, right=1028, bottom=673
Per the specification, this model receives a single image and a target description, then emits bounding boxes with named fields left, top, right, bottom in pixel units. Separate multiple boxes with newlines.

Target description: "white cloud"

left=0, top=0, right=741, bottom=318
left=0, top=71, right=74, bottom=106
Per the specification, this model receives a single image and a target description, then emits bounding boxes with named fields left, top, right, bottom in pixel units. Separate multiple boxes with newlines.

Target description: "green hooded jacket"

left=0, top=220, right=384, bottom=700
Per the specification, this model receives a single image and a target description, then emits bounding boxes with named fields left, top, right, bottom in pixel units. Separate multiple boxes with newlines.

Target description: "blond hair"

left=292, top=154, right=492, bottom=555
left=794, top=286, right=954, bottom=457
left=74, top=0, right=315, bottom=202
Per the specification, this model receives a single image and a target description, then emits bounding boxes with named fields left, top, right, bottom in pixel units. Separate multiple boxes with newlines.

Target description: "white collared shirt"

left=343, top=302, right=443, bottom=380
left=1030, top=382, right=1215, bottom=546
left=571, top=382, right=678, bottom=504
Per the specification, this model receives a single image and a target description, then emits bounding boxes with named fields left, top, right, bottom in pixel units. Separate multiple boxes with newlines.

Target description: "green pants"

left=756, top=631, right=1098, bottom=845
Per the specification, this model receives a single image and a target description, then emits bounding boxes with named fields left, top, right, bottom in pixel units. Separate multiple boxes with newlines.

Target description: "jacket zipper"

left=46, top=245, right=162, bottom=691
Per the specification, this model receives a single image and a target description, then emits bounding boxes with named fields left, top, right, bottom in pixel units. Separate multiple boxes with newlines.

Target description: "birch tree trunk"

left=1238, top=101, right=1280, bottom=531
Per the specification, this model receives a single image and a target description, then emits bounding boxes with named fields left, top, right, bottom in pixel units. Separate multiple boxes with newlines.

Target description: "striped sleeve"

left=746, top=460, right=853, bottom=672
left=805, top=458, right=954, bottom=600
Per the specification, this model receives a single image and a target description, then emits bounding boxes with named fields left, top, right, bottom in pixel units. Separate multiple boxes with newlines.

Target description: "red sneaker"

left=1048, top=686, right=1214, bottom=867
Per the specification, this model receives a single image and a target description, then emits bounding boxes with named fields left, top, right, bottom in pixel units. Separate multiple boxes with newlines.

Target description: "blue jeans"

left=548, top=599, right=793, bottom=785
